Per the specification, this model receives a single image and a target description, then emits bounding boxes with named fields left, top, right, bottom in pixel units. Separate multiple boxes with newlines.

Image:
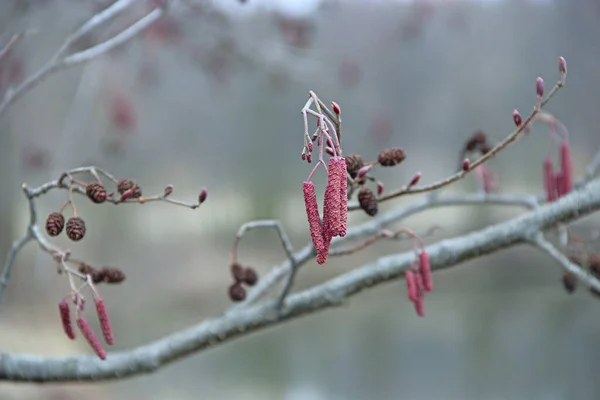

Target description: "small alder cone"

left=45, top=212, right=65, bottom=236
left=378, top=147, right=406, bottom=167
left=117, top=178, right=142, bottom=198
left=230, top=262, right=245, bottom=282
left=358, top=188, right=378, bottom=216
left=86, top=181, right=107, bottom=204
left=345, top=153, right=364, bottom=178
left=242, top=267, right=258, bottom=286
left=228, top=283, right=246, bottom=302
left=66, top=217, right=86, bottom=241
left=101, top=267, right=126, bottom=284
left=78, top=263, right=106, bottom=284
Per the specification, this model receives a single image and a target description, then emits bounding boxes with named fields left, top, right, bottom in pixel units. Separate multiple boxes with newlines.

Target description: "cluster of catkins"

left=45, top=178, right=143, bottom=241
left=543, top=141, right=573, bottom=202
left=228, top=263, right=258, bottom=302
left=59, top=291, right=114, bottom=360
left=404, top=249, right=432, bottom=317
left=345, top=147, right=407, bottom=217
left=303, top=156, right=348, bottom=264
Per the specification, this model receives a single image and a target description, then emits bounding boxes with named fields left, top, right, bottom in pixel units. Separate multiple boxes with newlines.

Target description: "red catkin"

left=559, top=141, right=573, bottom=195
left=322, top=157, right=344, bottom=238
left=58, top=300, right=76, bottom=340
left=543, top=157, right=556, bottom=202
left=76, top=318, right=107, bottom=360
left=414, top=273, right=426, bottom=317
left=303, top=181, right=327, bottom=254
left=336, top=157, right=348, bottom=237
left=419, top=251, right=432, bottom=292
left=95, top=299, right=114, bottom=345
left=405, top=269, right=417, bottom=303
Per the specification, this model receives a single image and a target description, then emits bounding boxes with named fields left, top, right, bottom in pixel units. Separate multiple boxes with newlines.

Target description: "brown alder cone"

left=45, top=212, right=65, bottom=236
left=86, top=182, right=107, bottom=204
left=66, top=217, right=86, bottom=241
left=345, top=154, right=364, bottom=178
left=117, top=178, right=142, bottom=198
left=358, top=188, right=378, bottom=216
left=377, top=148, right=406, bottom=167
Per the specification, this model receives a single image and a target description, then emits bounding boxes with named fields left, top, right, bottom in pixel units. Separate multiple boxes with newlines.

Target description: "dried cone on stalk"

left=117, top=178, right=142, bottom=198
left=46, top=212, right=65, bottom=236
left=66, top=217, right=86, bottom=241
left=101, top=267, right=126, bottom=284
left=378, top=147, right=406, bottom=167
left=242, top=267, right=258, bottom=286
left=358, top=188, right=378, bottom=216
left=345, top=154, right=364, bottom=178
left=78, top=263, right=106, bottom=284
left=228, top=283, right=246, bottom=302
left=86, top=181, right=107, bottom=204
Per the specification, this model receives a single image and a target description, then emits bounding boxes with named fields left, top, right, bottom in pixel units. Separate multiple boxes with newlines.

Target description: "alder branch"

left=0, top=0, right=168, bottom=119
left=0, top=179, right=599, bottom=382
left=0, top=166, right=202, bottom=305
left=234, top=191, right=539, bottom=310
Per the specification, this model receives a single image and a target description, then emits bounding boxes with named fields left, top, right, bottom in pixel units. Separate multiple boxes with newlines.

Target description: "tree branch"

left=0, top=0, right=167, bottom=118
left=1, top=180, right=597, bottom=382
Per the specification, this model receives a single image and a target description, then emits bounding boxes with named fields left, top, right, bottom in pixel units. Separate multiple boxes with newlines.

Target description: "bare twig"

left=0, top=0, right=168, bottom=118
left=0, top=179, right=598, bottom=382
left=531, top=233, right=600, bottom=292
left=0, top=166, right=201, bottom=305
left=347, top=78, right=564, bottom=210
left=230, top=191, right=539, bottom=311
left=228, top=220, right=298, bottom=308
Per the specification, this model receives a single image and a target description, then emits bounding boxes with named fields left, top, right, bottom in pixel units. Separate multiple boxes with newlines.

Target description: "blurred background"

left=1, top=0, right=600, bottom=399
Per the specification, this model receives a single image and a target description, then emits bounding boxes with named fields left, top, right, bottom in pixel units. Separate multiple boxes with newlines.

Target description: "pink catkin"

left=76, top=318, right=107, bottom=360
left=303, top=181, right=327, bottom=254
left=418, top=251, right=432, bottom=293
left=58, top=300, right=76, bottom=340
left=414, top=273, right=426, bottom=317
left=336, top=157, right=348, bottom=237
left=405, top=270, right=417, bottom=303
left=559, top=141, right=573, bottom=195
left=543, top=157, right=556, bottom=202
left=322, top=158, right=343, bottom=238
left=95, top=299, right=114, bottom=345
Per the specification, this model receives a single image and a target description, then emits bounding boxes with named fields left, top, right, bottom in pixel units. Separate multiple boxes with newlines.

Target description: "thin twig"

left=531, top=233, right=600, bottom=293
left=0, top=0, right=168, bottom=118
left=228, top=220, right=298, bottom=308
left=349, top=78, right=564, bottom=210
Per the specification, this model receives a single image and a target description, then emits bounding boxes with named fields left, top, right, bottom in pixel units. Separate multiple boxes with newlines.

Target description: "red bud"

left=198, top=188, right=208, bottom=204
left=513, top=109, right=522, bottom=127
left=326, top=146, right=335, bottom=156
left=558, top=56, right=567, bottom=75
left=536, top=77, right=544, bottom=98
left=462, top=158, right=470, bottom=172
left=164, top=184, right=173, bottom=197
left=377, top=181, right=384, bottom=196
left=409, top=172, right=421, bottom=187
left=331, top=101, right=341, bottom=115
left=357, top=165, right=373, bottom=179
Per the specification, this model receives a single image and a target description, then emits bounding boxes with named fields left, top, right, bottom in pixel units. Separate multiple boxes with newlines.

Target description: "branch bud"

left=198, top=188, right=208, bottom=204
left=357, top=165, right=372, bottom=179
left=331, top=101, right=341, bottom=115
left=513, top=109, right=522, bottom=127
left=462, top=158, right=470, bottom=172
left=536, top=77, right=544, bottom=98
left=409, top=172, right=421, bottom=187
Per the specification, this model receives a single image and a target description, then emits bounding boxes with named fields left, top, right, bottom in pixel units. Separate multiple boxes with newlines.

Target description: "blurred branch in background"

left=0, top=0, right=168, bottom=119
